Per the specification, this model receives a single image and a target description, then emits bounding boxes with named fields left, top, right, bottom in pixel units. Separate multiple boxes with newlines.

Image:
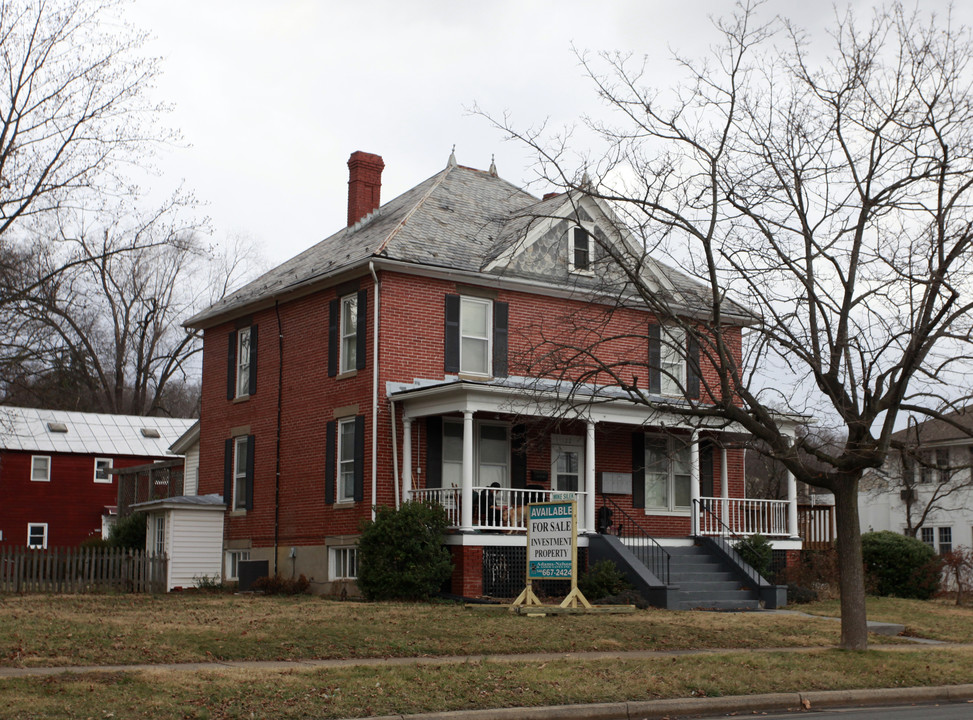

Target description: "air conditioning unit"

left=900, top=488, right=915, bottom=502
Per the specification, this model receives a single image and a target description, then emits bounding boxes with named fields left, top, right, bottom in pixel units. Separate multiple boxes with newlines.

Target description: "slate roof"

left=186, top=158, right=747, bottom=328
left=0, top=406, right=196, bottom=456
left=890, top=406, right=973, bottom=446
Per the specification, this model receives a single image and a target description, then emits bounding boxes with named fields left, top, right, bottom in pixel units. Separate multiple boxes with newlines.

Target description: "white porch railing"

left=695, top=497, right=790, bottom=538
left=410, top=486, right=588, bottom=533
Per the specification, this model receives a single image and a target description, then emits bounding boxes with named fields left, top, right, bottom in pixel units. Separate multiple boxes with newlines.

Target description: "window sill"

left=457, top=372, right=492, bottom=381
left=232, top=394, right=250, bottom=404
left=333, top=501, right=357, bottom=509
left=229, top=509, right=247, bottom=517
left=336, top=369, right=358, bottom=380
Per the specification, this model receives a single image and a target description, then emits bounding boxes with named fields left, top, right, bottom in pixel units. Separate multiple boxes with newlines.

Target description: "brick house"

left=186, top=151, right=800, bottom=606
left=0, top=406, right=195, bottom=548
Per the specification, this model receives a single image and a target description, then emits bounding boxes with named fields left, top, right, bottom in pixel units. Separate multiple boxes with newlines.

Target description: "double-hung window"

left=569, top=226, right=593, bottom=273
left=31, top=456, right=51, bottom=482
left=644, top=436, right=691, bottom=512
left=460, top=297, right=491, bottom=376
left=27, top=523, right=48, bottom=549
left=660, top=327, right=687, bottom=397
left=236, top=327, right=252, bottom=398
left=337, top=418, right=357, bottom=502
left=441, top=420, right=510, bottom=488
left=226, top=435, right=253, bottom=511
left=340, top=294, right=358, bottom=373
left=938, top=527, right=953, bottom=555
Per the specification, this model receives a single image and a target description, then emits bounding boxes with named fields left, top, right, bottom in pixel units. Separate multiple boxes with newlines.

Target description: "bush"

left=357, top=501, right=453, bottom=601
left=941, top=547, right=973, bottom=605
left=783, top=548, right=840, bottom=599
left=861, top=530, right=942, bottom=599
left=734, top=533, right=773, bottom=578
left=193, top=574, right=227, bottom=593
left=786, top=583, right=819, bottom=604
left=107, top=513, right=146, bottom=550
left=579, top=560, right=633, bottom=600
left=80, top=535, right=110, bottom=549
left=252, top=574, right=310, bottom=595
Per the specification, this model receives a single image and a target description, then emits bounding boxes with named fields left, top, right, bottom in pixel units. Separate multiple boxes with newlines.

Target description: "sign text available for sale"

left=527, top=502, right=574, bottom=580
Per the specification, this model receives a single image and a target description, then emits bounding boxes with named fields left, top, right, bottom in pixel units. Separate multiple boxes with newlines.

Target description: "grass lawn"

left=1, top=594, right=972, bottom=719
left=800, top=597, right=973, bottom=643
left=0, top=593, right=881, bottom=668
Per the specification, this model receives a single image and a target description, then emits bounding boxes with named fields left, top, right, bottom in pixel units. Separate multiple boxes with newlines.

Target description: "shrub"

left=786, top=583, right=819, bottom=604
left=734, top=533, right=773, bottom=578
left=357, top=501, right=453, bottom=601
left=252, top=574, right=310, bottom=595
left=783, top=548, right=840, bottom=599
left=579, top=560, right=633, bottom=600
left=107, top=513, right=146, bottom=550
left=193, top=574, right=227, bottom=593
left=80, top=535, right=110, bottom=549
left=861, top=530, right=942, bottom=599
left=941, top=547, right=973, bottom=605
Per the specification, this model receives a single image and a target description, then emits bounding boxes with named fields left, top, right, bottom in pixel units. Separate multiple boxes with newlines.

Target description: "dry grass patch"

left=1, top=647, right=972, bottom=719
left=800, top=596, right=973, bottom=643
left=0, top=594, right=873, bottom=667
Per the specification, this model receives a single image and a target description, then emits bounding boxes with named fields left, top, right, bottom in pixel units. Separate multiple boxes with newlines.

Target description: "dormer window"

left=569, top=225, right=594, bottom=273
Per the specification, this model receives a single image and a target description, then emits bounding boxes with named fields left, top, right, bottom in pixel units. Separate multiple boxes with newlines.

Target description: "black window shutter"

left=353, top=415, right=365, bottom=502
left=223, top=438, right=233, bottom=504
left=325, top=420, right=336, bottom=504
left=355, top=289, right=367, bottom=371
left=632, top=431, right=645, bottom=508
left=699, top=440, right=714, bottom=498
left=426, top=416, right=442, bottom=489
left=248, top=325, right=259, bottom=396
left=648, top=323, right=661, bottom=394
left=328, top=299, right=339, bottom=377
left=687, top=332, right=700, bottom=400
left=493, top=301, right=509, bottom=378
left=226, top=330, right=238, bottom=400
left=444, top=294, right=460, bottom=373
left=245, top=434, right=255, bottom=511
left=511, top=423, right=526, bottom=489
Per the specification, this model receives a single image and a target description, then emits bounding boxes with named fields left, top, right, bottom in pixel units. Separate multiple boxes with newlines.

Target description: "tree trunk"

left=833, top=478, right=868, bottom=650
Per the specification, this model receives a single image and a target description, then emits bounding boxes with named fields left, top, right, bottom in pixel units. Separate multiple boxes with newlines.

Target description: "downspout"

left=273, top=300, right=284, bottom=576
left=369, top=261, right=380, bottom=521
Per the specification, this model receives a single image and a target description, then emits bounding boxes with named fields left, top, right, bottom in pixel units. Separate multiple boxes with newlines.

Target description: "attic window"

left=46, top=422, right=68, bottom=433
left=569, top=226, right=593, bottom=273
left=141, top=428, right=161, bottom=438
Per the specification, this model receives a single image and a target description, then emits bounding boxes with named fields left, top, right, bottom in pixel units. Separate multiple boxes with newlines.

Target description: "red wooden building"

left=0, top=406, right=195, bottom=548
left=186, top=151, right=800, bottom=607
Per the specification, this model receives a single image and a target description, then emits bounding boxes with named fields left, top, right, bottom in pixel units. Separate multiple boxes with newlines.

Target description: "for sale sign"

left=527, top=501, right=575, bottom=580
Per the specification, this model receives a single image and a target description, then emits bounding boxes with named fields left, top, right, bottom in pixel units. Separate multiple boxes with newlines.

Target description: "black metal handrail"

left=693, top=499, right=766, bottom=586
left=601, top=496, right=670, bottom=585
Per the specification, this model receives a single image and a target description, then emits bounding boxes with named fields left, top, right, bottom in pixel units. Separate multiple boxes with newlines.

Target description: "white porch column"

left=787, top=466, right=799, bottom=538
left=460, top=410, right=474, bottom=532
left=690, top=431, right=701, bottom=536
left=585, top=420, right=596, bottom=533
left=720, top=444, right=729, bottom=525
left=402, top=418, right=413, bottom=502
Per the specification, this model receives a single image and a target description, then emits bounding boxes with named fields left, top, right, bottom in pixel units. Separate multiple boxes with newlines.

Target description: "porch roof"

left=386, top=376, right=747, bottom=434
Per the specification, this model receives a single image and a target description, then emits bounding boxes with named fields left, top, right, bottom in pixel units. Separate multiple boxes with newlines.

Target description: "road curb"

left=351, top=684, right=973, bottom=720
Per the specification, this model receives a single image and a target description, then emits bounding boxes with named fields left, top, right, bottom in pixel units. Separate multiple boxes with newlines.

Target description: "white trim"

left=459, top=296, right=493, bottom=377
left=30, top=455, right=51, bottom=482
left=329, top=545, right=359, bottom=580
left=27, top=522, right=48, bottom=549
left=235, top=326, right=252, bottom=398
left=233, top=436, right=248, bottom=511
left=337, top=417, right=357, bottom=503
left=93, top=457, right=113, bottom=483
left=644, top=434, right=692, bottom=513
left=225, top=549, right=251, bottom=581
left=567, top=224, right=595, bottom=274
left=550, top=434, right=584, bottom=492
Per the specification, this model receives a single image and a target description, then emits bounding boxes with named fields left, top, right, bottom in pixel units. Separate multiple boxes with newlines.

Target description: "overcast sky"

left=126, top=0, right=973, bottom=266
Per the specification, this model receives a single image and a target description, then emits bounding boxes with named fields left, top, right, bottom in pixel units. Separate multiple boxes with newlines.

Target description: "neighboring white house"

left=170, top=421, right=200, bottom=496
left=859, top=408, right=973, bottom=554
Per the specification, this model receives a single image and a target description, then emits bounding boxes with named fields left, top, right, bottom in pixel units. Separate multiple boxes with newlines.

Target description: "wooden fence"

left=0, top=546, right=167, bottom=594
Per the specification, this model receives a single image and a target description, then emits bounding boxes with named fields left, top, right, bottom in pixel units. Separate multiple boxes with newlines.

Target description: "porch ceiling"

left=387, top=377, right=747, bottom=433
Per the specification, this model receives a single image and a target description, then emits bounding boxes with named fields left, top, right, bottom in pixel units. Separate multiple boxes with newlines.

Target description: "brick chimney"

left=347, top=151, right=385, bottom=226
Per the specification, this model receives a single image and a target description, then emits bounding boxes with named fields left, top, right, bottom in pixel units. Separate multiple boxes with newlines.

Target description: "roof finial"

left=580, top=171, right=592, bottom=190
left=489, top=154, right=497, bottom=176
left=447, top=145, right=457, bottom=168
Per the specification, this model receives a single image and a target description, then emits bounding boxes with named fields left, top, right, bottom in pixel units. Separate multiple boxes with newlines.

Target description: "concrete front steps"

left=665, top=544, right=762, bottom=611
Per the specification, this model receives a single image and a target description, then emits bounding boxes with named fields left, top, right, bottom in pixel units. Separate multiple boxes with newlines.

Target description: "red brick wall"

left=197, top=269, right=748, bottom=552
left=450, top=545, right=483, bottom=597
left=0, top=451, right=168, bottom=547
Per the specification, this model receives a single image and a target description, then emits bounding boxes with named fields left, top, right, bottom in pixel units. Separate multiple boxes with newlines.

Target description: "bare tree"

left=485, top=3, right=973, bottom=649
left=0, top=0, right=168, bottom=239
left=0, top=199, right=260, bottom=416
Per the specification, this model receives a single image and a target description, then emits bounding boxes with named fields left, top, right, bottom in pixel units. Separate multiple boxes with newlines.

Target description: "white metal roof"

left=0, top=406, right=196, bottom=457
